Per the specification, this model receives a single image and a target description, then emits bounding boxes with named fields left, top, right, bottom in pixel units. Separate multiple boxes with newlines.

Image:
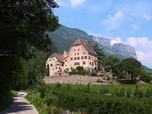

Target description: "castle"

left=46, top=38, right=98, bottom=76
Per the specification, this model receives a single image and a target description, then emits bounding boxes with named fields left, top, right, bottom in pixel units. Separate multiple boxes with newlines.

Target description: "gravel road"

left=0, top=96, right=39, bottom=114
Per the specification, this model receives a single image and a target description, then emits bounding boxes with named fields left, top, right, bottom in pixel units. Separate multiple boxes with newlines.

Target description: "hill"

left=47, top=24, right=152, bottom=72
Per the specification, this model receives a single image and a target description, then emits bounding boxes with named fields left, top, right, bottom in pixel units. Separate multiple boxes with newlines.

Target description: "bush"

left=76, top=66, right=84, bottom=71
left=91, top=71, right=97, bottom=76
left=140, top=74, right=152, bottom=83
left=69, top=71, right=77, bottom=75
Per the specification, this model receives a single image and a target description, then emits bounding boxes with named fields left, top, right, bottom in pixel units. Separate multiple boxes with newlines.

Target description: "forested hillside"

left=47, top=24, right=137, bottom=59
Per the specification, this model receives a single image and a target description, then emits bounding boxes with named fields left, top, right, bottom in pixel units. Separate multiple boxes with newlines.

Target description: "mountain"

left=47, top=25, right=96, bottom=53
left=47, top=24, right=152, bottom=72
left=93, top=37, right=137, bottom=59
left=47, top=24, right=137, bottom=59
left=142, top=65, right=152, bottom=72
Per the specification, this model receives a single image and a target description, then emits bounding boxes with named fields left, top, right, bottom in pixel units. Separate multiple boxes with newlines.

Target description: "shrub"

left=91, top=71, right=97, bottom=76
left=76, top=66, right=84, bottom=71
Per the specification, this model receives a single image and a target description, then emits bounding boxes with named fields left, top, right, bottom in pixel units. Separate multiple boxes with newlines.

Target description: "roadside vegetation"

left=26, top=83, right=152, bottom=114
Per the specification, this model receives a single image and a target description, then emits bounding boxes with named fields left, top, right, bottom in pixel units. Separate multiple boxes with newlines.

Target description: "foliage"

left=0, top=0, right=59, bottom=110
left=26, top=83, right=152, bottom=114
left=118, top=58, right=142, bottom=82
left=91, top=71, right=97, bottom=76
left=92, top=44, right=105, bottom=70
left=0, top=90, right=13, bottom=111
left=76, top=66, right=84, bottom=71
left=104, top=55, right=120, bottom=75
left=69, top=66, right=96, bottom=76
left=140, top=68, right=152, bottom=83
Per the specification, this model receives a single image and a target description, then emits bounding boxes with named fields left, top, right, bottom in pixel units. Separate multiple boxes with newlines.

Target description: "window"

left=78, top=48, right=80, bottom=50
left=77, top=53, right=79, bottom=55
left=85, top=56, right=87, bottom=59
left=71, top=57, right=73, bottom=60
left=83, top=52, right=85, bottom=54
left=90, top=62, right=91, bottom=65
left=50, top=64, right=53, bottom=67
left=81, top=56, right=83, bottom=59
left=65, top=60, right=67, bottom=62
left=74, top=57, right=77, bottom=60
left=74, top=49, right=75, bottom=51
left=74, top=62, right=80, bottom=66
left=77, top=57, right=80, bottom=60
left=92, top=62, right=94, bottom=66
left=75, top=53, right=76, bottom=55
left=89, top=56, right=91, bottom=59
left=56, top=63, right=60, bottom=66
left=83, top=61, right=86, bottom=65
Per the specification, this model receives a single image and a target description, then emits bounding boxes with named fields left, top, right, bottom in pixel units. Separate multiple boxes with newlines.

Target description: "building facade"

left=46, top=38, right=98, bottom=76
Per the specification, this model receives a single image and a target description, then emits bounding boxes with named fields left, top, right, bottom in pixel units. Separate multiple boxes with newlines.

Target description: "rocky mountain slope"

left=47, top=24, right=137, bottom=59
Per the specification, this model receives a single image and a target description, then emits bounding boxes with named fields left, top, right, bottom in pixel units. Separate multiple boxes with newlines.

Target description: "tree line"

left=93, top=44, right=152, bottom=84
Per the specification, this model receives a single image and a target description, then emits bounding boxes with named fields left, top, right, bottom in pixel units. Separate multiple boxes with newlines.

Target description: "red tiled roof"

left=50, top=53, right=64, bottom=62
left=72, top=38, right=96, bottom=56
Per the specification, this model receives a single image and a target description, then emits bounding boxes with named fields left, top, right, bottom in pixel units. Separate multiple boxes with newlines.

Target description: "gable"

left=72, top=38, right=96, bottom=56
left=50, top=53, right=64, bottom=62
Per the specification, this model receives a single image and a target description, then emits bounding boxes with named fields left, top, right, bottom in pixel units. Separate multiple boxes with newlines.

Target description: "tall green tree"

left=0, top=0, right=59, bottom=58
left=92, top=44, right=105, bottom=71
left=0, top=0, right=59, bottom=107
left=118, top=58, right=142, bottom=82
left=104, top=55, right=120, bottom=76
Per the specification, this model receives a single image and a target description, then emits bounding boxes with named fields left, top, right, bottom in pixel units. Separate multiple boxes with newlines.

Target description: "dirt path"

left=0, top=96, right=39, bottom=114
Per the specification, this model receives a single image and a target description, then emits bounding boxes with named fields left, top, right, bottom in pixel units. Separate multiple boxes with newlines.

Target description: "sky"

left=54, top=0, right=152, bottom=68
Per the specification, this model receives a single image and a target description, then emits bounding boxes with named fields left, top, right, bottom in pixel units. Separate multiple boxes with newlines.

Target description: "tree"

left=0, top=0, right=59, bottom=58
left=104, top=55, right=120, bottom=76
left=92, top=44, right=105, bottom=71
left=0, top=0, right=59, bottom=107
left=140, top=68, right=152, bottom=83
left=118, top=58, right=142, bottom=82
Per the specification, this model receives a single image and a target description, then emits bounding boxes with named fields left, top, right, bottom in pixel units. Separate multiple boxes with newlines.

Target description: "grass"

left=0, top=90, right=13, bottom=112
left=11, top=90, right=18, bottom=96
left=25, top=92, right=48, bottom=114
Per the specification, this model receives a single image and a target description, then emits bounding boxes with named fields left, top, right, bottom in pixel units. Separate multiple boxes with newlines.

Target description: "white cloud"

left=125, top=37, right=150, bottom=48
left=125, top=37, right=152, bottom=68
left=142, top=14, right=151, bottom=20
left=110, top=37, right=152, bottom=68
left=136, top=51, right=145, bottom=61
left=70, top=0, right=87, bottom=7
left=111, top=37, right=122, bottom=46
left=116, top=2, right=152, bottom=18
left=115, top=11, right=123, bottom=18
left=102, top=11, right=123, bottom=30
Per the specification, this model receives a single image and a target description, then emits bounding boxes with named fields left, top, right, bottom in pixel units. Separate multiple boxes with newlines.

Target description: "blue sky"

left=54, top=0, right=152, bottom=68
